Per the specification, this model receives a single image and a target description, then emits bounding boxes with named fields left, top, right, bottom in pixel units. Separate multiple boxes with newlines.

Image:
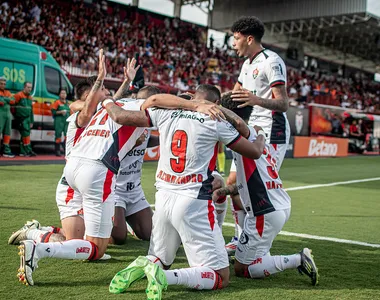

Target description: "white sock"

left=146, top=255, right=164, bottom=268
left=248, top=253, right=301, bottom=278
left=215, top=196, right=227, bottom=229
left=164, top=266, right=222, bottom=290
left=27, top=229, right=50, bottom=242
left=40, top=226, right=61, bottom=233
left=35, top=239, right=98, bottom=260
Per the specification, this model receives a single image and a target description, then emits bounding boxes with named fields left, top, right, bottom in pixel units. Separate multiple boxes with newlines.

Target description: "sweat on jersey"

left=238, top=48, right=289, bottom=144
left=69, top=100, right=145, bottom=174
left=233, top=126, right=291, bottom=216
left=146, top=108, right=241, bottom=200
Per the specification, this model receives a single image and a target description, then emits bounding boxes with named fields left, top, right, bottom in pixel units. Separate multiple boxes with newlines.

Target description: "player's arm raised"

left=103, top=99, right=151, bottom=127
left=76, top=49, right=107, bottom=127
left=219, top=106, right=250, bottom=138
left=113, top=58, right=140, bottom=100
left=228, top=127, right=265, bottom=159
left=141, top=94, right=225, bottom=121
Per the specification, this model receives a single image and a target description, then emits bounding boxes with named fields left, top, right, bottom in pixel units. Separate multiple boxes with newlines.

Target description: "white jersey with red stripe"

left=65, top=112, right=84, bottom=158
left=238, top=49, right=289, bottom=144
left=146, top=108, right=241, bottom=200
left=233, top=126, right=291, bottom=216
left=69, top=100, right=146, bottom=174
left=116, top=128, right=150, bottom=195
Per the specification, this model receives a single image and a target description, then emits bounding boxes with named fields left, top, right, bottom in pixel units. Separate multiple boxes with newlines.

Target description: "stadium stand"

left=1, top=0, right=379, bottom=112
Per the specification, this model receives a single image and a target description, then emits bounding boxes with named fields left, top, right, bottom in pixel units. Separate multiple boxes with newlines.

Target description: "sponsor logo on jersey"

left=126, top=149, right=145, bottom=157
left=171, top=110, right=205, bottom=123
left=308, top=139, right=338, bottom=156
left=239, top=232, right=249, bottom=245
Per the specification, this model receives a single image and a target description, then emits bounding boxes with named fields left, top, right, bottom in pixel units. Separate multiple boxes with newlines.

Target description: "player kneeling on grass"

left=213, top=93, right=319, bottom=285
left=102, top=85, right=267, bottom=299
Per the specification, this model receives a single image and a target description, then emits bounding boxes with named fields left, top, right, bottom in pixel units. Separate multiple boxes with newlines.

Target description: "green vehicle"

left=0, top=37, right=73, bottom=142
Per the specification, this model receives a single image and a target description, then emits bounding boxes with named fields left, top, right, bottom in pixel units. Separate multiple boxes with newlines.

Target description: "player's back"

left=147, top=108, right=240, bottom=200
left=70, top=101, right=145, bottom=174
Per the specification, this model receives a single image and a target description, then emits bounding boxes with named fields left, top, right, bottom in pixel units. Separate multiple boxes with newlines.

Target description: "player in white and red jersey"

left=215, top=94, right=319, bottom=286
left=11, top=53, right=109, bottom=253
left=230, top=16, right=290, bottom=171
left=104, top=85, right=265, bottom=298
left=111, top=86, right=161, bottom=244
left=15, top=55, right=147, bottom=286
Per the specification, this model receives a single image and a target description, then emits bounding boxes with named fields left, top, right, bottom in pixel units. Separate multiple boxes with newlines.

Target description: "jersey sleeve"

left=145, top=108, right=165, bottom=128
left=217, top=120, right=242, bottom=147
left=266, top=56, right=287, bottom=88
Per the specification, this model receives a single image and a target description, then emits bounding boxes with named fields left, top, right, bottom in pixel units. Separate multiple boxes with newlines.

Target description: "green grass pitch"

left=0, top=156, right=380, bottom=299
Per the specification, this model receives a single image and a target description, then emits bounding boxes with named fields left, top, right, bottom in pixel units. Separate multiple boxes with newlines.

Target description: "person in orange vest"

left=13, top=82, right=36, bottom=156
left=51, top=89, right=70, bottom=156
left=0, top=77, right=15, bottom=157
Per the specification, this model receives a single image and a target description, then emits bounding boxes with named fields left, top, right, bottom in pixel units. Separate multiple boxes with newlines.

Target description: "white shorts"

left=56, top=173, right=83, bottom=220
left=148, top=190, right=229, bottom=270
left=114, top=185, right=151, bottom=217
left=272, top=123, right=290, bottom=171
left=235, top=209, right=290, bottom=265
left=272, top=143, right=287, bottom=171
left=64, top=157, right=116, bottom=239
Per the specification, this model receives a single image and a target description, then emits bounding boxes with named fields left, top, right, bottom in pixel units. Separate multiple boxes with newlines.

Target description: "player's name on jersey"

left=170, top=110, right=205, bottom=123
left=266, top=181, right=283, bottom=190
left=157, top=170, right=204, bottom=184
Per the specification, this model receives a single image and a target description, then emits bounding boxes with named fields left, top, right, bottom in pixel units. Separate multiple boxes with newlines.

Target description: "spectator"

left=0, top=76, right=15, bottom=158
left=13, top=82, right=36, bottom=157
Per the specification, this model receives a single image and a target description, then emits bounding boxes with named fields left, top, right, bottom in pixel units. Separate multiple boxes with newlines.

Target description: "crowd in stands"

left=1, top=0, right=379, bottom=113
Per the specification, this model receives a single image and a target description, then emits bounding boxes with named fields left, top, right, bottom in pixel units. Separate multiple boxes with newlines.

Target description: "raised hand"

left=98, top=49, right=106, bottom=80
left=123, top=57, right=140, bottom=82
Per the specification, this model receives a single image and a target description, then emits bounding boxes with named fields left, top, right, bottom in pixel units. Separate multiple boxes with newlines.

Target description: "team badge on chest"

left=253, top=68, right=259, bottom=79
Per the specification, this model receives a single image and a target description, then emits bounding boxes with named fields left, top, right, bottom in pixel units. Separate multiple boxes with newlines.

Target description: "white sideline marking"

left=284, top=177, right=380, bottom=192
left=149, top=177, right=380, bottom=248
left=222, top=222, right=380, bottom=248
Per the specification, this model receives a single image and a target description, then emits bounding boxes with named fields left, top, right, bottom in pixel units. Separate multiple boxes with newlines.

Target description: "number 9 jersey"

left=146, top=108, right=241, bottom=200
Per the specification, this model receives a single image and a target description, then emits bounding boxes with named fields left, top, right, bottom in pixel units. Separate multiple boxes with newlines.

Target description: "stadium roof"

left=265, top=12, right=380, bottom=72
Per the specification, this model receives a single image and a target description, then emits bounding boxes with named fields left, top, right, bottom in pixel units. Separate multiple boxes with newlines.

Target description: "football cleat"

left=225, top=236, right=238, bottom=256
left=144, top=260, right=168, bottom=300
left=297, top=248, right=319, bottom=286
left=8, top=220, right=40, bottom=245
left=109, top=256, right=148, bottom=294
left=17, top=241, right=39, bottom=286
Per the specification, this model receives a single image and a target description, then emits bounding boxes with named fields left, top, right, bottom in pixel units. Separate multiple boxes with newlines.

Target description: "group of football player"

left=8, top=16, right=319, bottom=298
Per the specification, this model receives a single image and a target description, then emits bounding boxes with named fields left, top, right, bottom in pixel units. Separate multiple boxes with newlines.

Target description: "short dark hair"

left=231, top=16, right=265, bottom=42
left=195, top=84, right=221, bottom=103
left=74, top=76, right=97, bottom=99
left=178, top=93, right=192, bottom=100
left=136, top=86, right=161, bottom=99
left=59, top=88, right=67, bottom=94
left=24, top=81, right=32, bottom=87
left=221, top=92, right=252, bottom=121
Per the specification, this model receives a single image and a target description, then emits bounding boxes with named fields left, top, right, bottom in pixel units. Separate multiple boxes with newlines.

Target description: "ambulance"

left=0, top=37, right=73, bottom=142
